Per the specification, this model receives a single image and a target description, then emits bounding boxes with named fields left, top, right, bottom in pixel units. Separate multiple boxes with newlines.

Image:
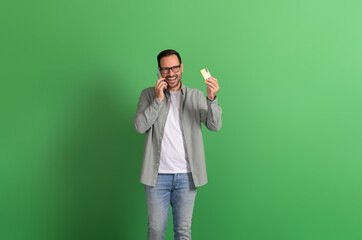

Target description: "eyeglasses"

left=159, top=65, right=181, bottom=74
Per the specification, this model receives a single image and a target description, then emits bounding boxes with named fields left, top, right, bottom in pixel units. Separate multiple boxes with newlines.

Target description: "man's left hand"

left=205, top=77, right=219, bottom=100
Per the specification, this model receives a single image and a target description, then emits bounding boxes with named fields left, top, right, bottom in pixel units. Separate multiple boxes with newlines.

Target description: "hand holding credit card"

left=200, top=67, right=219, bottom=100
left=200, top=68, right=211, bottom=81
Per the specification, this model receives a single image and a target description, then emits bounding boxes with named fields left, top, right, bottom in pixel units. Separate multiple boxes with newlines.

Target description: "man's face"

left=159, top=54, right=183, bottom=91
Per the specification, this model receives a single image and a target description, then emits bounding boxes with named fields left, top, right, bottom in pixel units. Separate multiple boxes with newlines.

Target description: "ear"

left=181, top=63, right=184, bottom=73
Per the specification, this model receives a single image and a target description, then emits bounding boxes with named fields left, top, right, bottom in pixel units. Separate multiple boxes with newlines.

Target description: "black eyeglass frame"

left=159, top=65, right=181, bottom=74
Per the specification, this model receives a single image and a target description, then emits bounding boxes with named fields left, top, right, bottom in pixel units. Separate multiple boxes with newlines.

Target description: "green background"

left=1, top=0, right=362, bottom=239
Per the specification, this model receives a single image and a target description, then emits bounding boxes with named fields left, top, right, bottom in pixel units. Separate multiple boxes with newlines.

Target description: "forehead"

left=160, top=55, right=180, bottom=68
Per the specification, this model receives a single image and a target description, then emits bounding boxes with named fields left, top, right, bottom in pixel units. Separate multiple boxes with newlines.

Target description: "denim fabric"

left=145, top=173, right=197, bottom=240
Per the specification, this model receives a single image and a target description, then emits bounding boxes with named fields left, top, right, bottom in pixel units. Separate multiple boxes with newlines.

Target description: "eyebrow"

left=160, top=65, right=180, bottom=69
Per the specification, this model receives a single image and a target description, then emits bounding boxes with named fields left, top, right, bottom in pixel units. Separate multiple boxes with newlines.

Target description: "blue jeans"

left=145, top=173, right=197, bottom=240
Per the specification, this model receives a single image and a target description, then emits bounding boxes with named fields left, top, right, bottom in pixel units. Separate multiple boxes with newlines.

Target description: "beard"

left=166, top=73, right=182, bottom=90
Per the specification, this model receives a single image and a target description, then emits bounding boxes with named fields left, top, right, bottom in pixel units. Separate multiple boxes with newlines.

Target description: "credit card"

left=200, top=68, right=211, bottom=81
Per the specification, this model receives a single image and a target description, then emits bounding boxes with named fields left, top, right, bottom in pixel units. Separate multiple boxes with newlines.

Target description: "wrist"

left=207, top=95, right=216, bottom=101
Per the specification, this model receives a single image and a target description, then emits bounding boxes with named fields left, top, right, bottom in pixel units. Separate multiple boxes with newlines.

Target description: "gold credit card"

left=200, top=68, right=211, bottom=81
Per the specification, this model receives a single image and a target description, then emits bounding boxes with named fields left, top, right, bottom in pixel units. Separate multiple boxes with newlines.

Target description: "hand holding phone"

left=155, top=70, right=167, bottom=102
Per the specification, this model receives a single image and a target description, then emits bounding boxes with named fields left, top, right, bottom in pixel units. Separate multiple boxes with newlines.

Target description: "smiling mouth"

left=167, top=76, right=177, bottom=82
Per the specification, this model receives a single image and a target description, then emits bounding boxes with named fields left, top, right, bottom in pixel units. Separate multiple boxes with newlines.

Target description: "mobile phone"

left=157, top=70, right=167, bottom=92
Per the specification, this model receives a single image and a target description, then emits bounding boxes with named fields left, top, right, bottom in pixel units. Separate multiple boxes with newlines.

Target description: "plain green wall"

left=1, top=0, right=362, bottom=239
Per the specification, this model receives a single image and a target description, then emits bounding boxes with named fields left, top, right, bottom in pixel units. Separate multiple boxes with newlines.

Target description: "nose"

left=166, top=70, right=174, bottom=76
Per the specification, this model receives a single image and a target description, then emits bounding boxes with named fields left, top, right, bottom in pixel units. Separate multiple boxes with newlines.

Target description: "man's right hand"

left=155, top=77, right=167, bottom=102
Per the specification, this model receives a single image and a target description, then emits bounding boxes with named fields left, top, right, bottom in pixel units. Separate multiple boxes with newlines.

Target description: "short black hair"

left=157, top=49, right=182, bottom=68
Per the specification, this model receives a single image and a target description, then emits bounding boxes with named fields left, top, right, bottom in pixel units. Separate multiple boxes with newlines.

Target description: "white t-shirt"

left=158, top=90, right=191, bottom=173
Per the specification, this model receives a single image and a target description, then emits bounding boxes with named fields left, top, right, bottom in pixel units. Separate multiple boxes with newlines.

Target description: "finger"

left=157, top=83, right=165, bottom=90
left=207, top=81, right=219, bottom=91
left=206, top=85, right=217, bottom=93
left=205, top=79, right=215, bottom=85
left=206, top=78, right=218, bottom=86
left=156, top=78, right=166, bottom=85
left=206, top=77, right=218, bottom=83
left=206, top=81, right=217, bottom=89
left=156, top=79, right=166, bottom=88
left=205, top=81, right=217, bottom=88
left=159, top=82, right=167, bottom=90
left=206, top=83, right=219, bottom=92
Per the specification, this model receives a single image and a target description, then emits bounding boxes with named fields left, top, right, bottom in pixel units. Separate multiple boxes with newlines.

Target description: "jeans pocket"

left=187, top=173, right=197, bottom=190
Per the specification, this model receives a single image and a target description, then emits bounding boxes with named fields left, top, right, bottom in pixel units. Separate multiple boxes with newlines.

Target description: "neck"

left=168, top=82, right=181, bottom=91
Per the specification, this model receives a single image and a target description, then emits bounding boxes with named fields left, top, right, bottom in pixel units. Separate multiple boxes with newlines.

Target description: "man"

left=134, top=49, right=222, bottom=240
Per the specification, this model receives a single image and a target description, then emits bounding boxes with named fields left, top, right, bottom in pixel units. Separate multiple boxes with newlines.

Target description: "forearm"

left=204, top=97, right=222, bottom=131
left=134, top=96, right=164, bottom=134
